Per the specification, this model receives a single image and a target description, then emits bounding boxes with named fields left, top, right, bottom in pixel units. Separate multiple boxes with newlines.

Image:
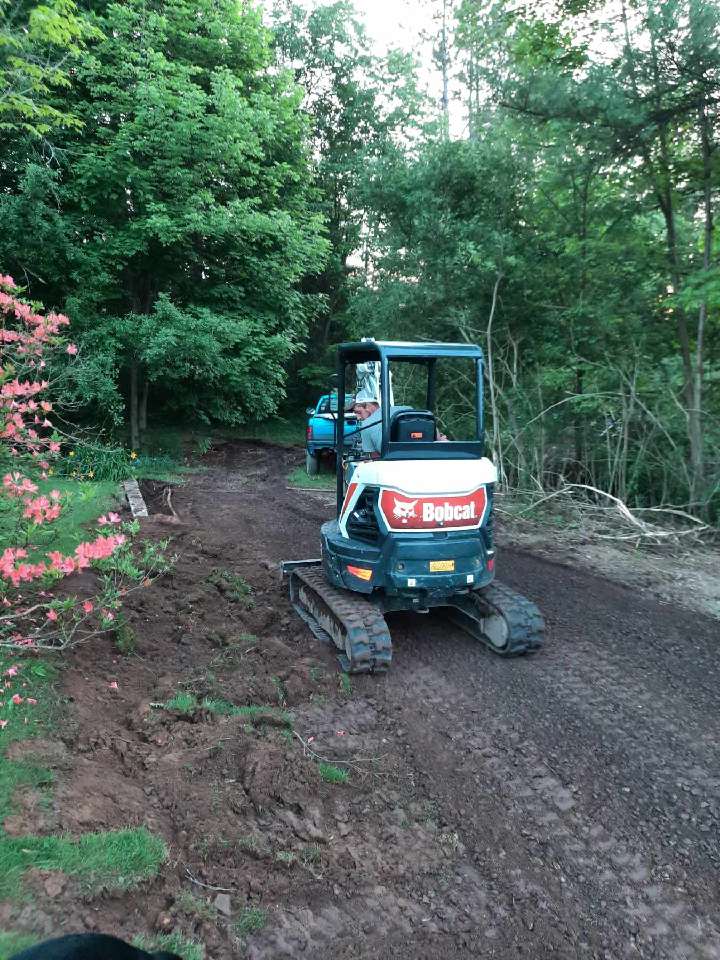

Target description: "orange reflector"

left=347, top=565, right=373, bottom=581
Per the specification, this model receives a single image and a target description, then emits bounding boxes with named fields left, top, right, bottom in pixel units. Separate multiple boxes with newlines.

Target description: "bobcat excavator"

left=283, top=340, right=544, bottom=673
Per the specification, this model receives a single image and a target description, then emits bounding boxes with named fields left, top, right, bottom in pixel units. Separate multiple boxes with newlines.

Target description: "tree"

left=454, top=0, right=720, bottom=505
left=0, top=0, right=328, bottom=445
left=270, top=1, right=426, bottom=393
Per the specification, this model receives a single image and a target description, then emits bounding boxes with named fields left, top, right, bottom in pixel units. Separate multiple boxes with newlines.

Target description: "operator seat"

left=389, top=409, right=436, bottom=442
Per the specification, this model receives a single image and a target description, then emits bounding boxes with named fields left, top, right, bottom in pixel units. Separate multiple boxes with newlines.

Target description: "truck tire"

left=306, top=451, right=319, bottom=476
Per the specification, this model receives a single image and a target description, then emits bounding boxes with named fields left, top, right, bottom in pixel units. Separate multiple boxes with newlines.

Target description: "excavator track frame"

left=445, top=581, right=544, bottom=656
left=288, top=566, right=392, bottom=674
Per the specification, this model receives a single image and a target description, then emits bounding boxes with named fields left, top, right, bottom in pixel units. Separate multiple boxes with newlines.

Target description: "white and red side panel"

left=378, top=486, right=488, bottom=532
left=337, top=458, right=497, bottom=538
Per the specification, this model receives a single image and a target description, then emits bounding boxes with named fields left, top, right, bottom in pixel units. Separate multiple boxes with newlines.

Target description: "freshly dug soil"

left=3, top=440, right=719, bottom=960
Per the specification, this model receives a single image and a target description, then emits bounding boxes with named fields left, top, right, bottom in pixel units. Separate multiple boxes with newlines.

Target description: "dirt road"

left=11, top=441, right=720, bottom=960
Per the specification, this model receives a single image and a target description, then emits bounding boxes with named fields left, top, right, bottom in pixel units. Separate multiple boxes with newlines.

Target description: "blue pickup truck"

left=305, top=393, right=359, bottom=475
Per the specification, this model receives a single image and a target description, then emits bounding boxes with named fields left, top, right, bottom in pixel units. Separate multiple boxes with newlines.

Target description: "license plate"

left=429, top=560, right=455, bottom=572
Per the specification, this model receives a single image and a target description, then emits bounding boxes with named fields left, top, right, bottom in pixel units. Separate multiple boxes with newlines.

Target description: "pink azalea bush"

left=0, top=274, right=164, bottom=651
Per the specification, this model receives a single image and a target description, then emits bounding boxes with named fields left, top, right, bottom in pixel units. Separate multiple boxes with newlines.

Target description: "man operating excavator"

left=352, top=388, right=447, bottom=458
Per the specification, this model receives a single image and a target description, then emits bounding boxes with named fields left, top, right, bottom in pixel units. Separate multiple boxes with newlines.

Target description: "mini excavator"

left=283, top=340, right=544, bottom=673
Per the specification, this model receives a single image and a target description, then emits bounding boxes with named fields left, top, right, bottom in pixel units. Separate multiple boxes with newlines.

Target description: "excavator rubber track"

left=289, top=566, right=392, bottom=674
left=444, top=580, right=544, bottom=656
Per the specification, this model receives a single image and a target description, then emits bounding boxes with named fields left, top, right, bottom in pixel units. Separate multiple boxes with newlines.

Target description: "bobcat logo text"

left=379, top=486, right=488, bottom=531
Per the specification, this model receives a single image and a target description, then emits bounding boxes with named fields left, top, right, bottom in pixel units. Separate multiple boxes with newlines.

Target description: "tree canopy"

left=0, top=0, right=717, bottom=516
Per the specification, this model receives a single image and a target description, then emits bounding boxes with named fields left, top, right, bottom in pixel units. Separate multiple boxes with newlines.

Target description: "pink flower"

left=82, top=600, right=94, bottom=614
left=46, top=608, right=58, bottom=622
left=0, top=719, right=7, bottom=730
left=66, top=343, right=78, bottom=355
left=11, top=694, right=23, bottom=705
left=26, top=698, right=37, bottom=705
left=102, top=610, right=115, bottom=622
left=108, top=681, right=119, bottom=690
left=107, top=512, right=121, bottom=524
left=4, top=666, right=18, bottom=677
left=97, top=515, right=108, bottom=526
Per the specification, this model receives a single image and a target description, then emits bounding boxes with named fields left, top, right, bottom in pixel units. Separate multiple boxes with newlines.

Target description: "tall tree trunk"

left=691, top=101, right=713, bottom=499
left=139, top=377, right=149, bottom=433
left=439, top=0, right=450, bottom=139
left=485, top=272, right=504, bottom=484
left=129, top=358, right=140, bottom=452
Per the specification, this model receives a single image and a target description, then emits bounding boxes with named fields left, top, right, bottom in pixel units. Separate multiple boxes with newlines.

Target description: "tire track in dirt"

left=207, top=443, right=720, bottom=960
left=386, top=655, right=720, bottom=959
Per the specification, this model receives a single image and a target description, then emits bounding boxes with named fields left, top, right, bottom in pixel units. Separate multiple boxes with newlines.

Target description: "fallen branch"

left=292, top=730, right=385, bottom=768
left=184, top=867, right=233, bottom=893
left=502, top=482, right=713, bottom=546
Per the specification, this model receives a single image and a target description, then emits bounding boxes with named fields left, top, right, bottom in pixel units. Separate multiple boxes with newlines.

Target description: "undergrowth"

left=287, top=465, right=335, bottom=490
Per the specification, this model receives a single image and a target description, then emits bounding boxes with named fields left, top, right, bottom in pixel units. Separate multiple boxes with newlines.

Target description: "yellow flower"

left=69, top=450, right=75, bottom=457
left=130, top=451, right=137, bottom=460
left=48, top=468, right=54, bottom=476
left=87, top=470, right=95, bottom=478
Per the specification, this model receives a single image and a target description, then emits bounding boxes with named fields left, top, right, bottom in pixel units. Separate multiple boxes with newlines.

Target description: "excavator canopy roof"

left=337, top=341, right=484, bottom=364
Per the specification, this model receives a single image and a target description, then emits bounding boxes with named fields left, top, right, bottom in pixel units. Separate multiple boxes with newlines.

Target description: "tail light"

left=306, top=426, right=312, bottom=440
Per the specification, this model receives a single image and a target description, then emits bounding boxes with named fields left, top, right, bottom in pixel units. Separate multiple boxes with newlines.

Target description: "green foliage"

left=271, top=1, right=427, bottom=397
left=318, top=762, right=349, bottom=784
left=0, top=0, right=328, bottom=440
left=0, top=476, right=117, bottom=563
left=0, top=0, right=98, bottom=135
left=234, top=415, right=306, bottom=446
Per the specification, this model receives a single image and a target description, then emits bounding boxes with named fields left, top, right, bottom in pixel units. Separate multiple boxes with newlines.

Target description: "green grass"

left=318, top=762, right=349, bottom=785
left=0, top=930, right=39, bottom=959
left=202, top=698, right=292, bottom=727
left=233, top=907, right=267, bottom=936
left=175, top=890, right=219, bottom=922
left=206, top=568, right=254, bottom=608
left=164, top=690, right=199, bottom=714
left=0, top=651, right=167, bottom=907
left=133, top=932, right=205, bottom=960
left=287, top=465, right=335, bottom=490
left=162, top=693, right=292, bottom=727
left=0, top=654, right=58, bottom=751
left=0, top=827, right=166, bottom=900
